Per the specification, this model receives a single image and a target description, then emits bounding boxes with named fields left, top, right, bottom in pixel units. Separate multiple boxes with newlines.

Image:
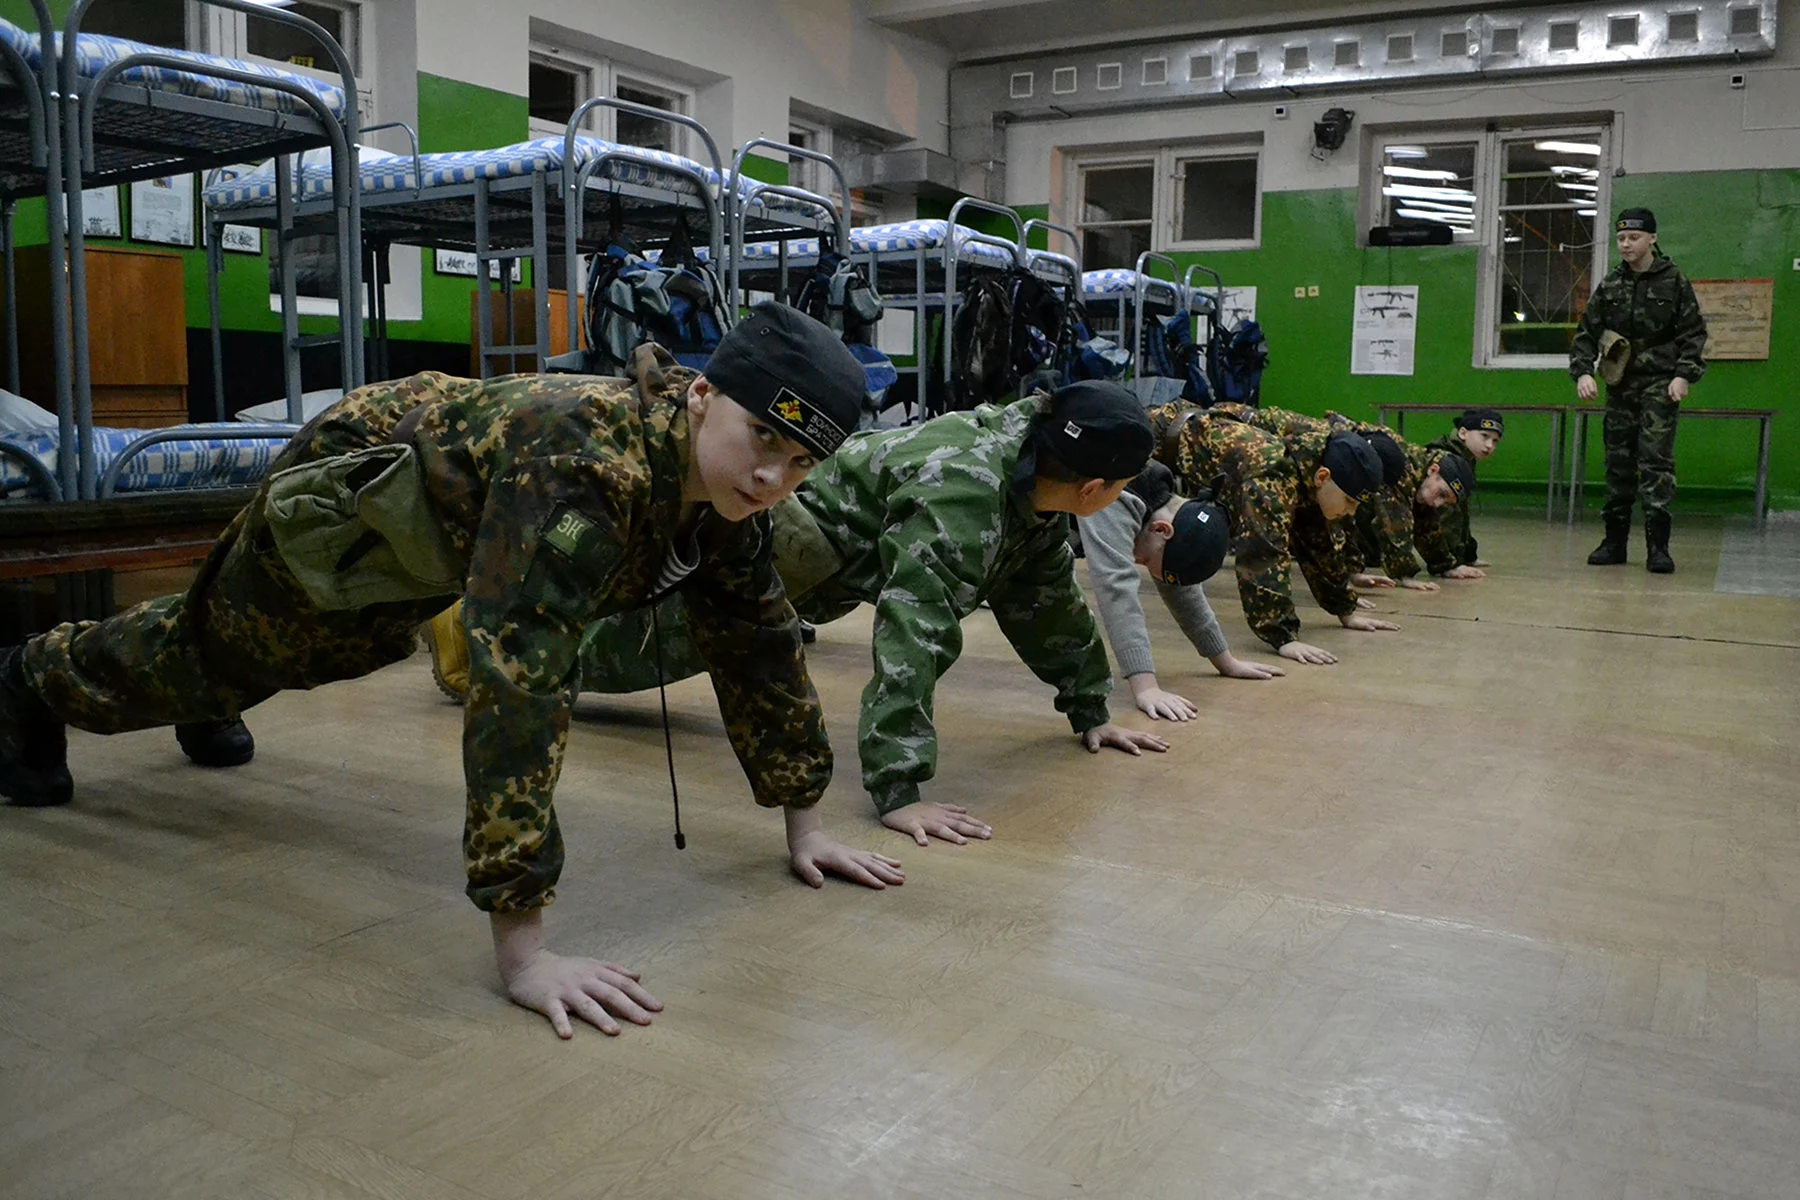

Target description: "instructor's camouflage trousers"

left=22, top=474, right=453, bottom=737
left=1601, top=377, right=1679, bottom=525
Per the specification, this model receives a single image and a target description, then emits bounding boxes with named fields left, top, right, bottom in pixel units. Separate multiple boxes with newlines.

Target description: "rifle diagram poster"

left=1691, top=279, right=1772, bottom=360
left=1352, top=285, right=1418, bottom=375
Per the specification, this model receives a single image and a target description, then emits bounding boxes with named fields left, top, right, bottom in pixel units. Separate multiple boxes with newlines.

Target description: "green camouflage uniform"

left=579, top=398, right=1115, bottom=815
left=1146, top=403, right=1358, bottom=651
left=1568, top=255, right=1708, bottom=523
left=21, top=349, right=829, bottom=913
left=1208, top=403, right=1433, bottom=584
left=1420, top=433, right=1478, bottom=573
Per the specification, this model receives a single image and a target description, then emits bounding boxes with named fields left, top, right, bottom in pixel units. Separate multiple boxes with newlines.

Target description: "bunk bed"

left=1080, top=251, right=1215, bottom=401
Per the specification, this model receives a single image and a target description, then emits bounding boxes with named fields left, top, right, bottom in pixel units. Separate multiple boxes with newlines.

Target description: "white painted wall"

left=1005, top=0, right=1800, bottom=214
left=412, top=0, right=953, bottom=151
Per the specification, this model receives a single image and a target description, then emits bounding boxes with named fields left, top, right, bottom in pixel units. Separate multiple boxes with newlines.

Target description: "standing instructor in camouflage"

left=1569, top=207, right=1708, bottom=573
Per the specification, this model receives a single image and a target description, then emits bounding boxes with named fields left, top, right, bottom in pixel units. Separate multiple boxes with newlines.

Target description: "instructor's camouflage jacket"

left=1569, top=255, right=1708, bottom=383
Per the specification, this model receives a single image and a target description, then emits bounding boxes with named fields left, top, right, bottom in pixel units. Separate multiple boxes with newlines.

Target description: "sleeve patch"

left=541, top=506, right=599, bottom=558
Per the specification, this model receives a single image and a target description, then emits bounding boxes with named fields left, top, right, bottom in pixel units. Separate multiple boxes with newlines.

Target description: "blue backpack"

left=576, top=217, right=726, bottom=373
left=1152, top=312, right=1213, bottom=404
left=1209, top=319, right=1269, bottom=407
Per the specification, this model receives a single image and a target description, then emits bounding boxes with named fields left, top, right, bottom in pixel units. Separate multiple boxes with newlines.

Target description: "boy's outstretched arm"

left=785, top=804, right=904, bottom=888
left=491, top=909, right=663, bottom=1039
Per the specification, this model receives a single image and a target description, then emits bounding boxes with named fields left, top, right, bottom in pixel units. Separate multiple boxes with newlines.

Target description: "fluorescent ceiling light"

left=243, top=1, right=299, bottom=7
left=1534, top=141, right=1602, bottom=156
left=1383, top=166, right=1459, bottom=182
left=1382, top=183, right=1475, bottom=203
left=1396, top=208, right=1472, bottom=223
left=1550, top=165, right=1600, bottom=178
left=1386, top=145, right=1429, bottom=159
left=1391, top=198, right=1472, bottom=213
left=1578, top=208, right=1597, bottom=216
left=1503, top=235, right=1523, bottom=243
left=1557, top=182, right=1599, bottom=193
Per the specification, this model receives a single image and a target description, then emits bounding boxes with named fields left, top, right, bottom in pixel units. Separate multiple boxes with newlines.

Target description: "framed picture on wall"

left=433, top=248, right=522, bottom=283
left=129, top=174, right=197, bottom=247
left=62, top=185, right=123, bottom=239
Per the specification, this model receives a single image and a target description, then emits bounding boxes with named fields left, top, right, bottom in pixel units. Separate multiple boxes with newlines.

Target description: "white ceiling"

left=871, top=0, right=1548, bottom=59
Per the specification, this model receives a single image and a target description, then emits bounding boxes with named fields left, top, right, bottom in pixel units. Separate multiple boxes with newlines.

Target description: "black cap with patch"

left=1455, top=408, right=1504, bottom=436
left=1159, top=498, right=1231, bottom=586
left=1364, top=430, right=1408, bottom=488
left=1030, top=380, right=1156, bottom=482
left=1320, top=432, right=1383, bottom=505
left=701, top=302, right=866, bottom=460
left=1616, top=207, right=1657, bottom=234
left=1431, top=451, right=1475, bottom=504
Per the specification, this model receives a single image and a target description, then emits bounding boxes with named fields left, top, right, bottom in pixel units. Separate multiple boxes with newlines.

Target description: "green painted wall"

left=1156, top=173, right=1798, bottom=510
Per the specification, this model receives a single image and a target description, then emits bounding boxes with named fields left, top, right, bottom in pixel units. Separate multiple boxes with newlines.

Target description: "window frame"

left=1366, top=134, right=1484, bottom=247
left=1069, top=143, right=1263, bottom=269
left=526, top=43, right=695, bottom=157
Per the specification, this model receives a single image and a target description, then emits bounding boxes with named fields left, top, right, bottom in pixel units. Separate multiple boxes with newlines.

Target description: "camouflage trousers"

left=1601, top=376, right=1680, bottom=524
left=22, top=472, right=454, bottom=735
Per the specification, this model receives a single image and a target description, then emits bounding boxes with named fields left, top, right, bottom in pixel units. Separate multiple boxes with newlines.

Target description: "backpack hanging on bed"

left=1159, top=312, right=1214, bottom=405
left=950, top=275, right=1014, bottom=410
left=556, top=213, right=727, bottom=376
left=1058, top=299, right=1128, bottom=384
left=792, top=245, right=884, bottom=341
left=1209, top=319, right=1269, bottom=407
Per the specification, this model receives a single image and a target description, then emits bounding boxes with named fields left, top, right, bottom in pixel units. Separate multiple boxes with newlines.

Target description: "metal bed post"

left=205, top=214, right=226, bottom=420
left=943, top=197, right=1028, bottom=413
left=914, top=243, right=926, bottom=422
left=1131, top=251, right=1186, bottom=380
left=1, top=200, right=15, bottom=398
left=366, top=237, right=391, bottom=383
left=20, top=0, right=75, bottom=499
left=274, top=154, right=303, bottom=420
left=728, top=138, right=852, bottom=314
left=59, top=0, right=107, bottom=499
left=531, top=169, right=550, bottom=371
left=474, top=179, right=495, bottom=377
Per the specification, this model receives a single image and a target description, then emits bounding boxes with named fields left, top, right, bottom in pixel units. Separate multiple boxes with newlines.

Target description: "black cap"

left=1616, top=207, right=1656, bottom=234
left=1431, top=451, right=1475, bottom=504
left=1030, top=381, right=1155, bottom=482
left=1320, top=432, right=1383, bottom=505
left=1159, top=498, right=1230, bottom=586
left=1455, top=408, right=1504, bottom=436
left=701, top=302, right=865, bottom=459
left=1124, top=460, right=1177, bottom=513
left=1364, top=430, right=1408, bottom=488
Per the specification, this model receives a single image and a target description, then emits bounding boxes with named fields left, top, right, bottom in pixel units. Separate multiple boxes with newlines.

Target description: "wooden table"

left=1564, top=405, right=1778, bottom=526
left=1373, top=402, right=1570, bottom=521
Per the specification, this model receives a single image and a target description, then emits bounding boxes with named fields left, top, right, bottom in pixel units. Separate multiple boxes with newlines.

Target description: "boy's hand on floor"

left=1340, top=613, right=1401, bottom=632
left=1080, top=724, right=1170, bottom=756
left=1128, top=675, right=1198, bottom=721
left=1398, top=578, right=1440, bottom=592
left=1442, top=565, right=1486, bottom=580
left=1278, top=640, right=1337, bottom=665
left=504, top=952, right=663, bottom=1039
left=881, top=801, right=992, bottom=847
left=1355, top=597, right=1379, bottom=610
left=789, top=830, right=905, bottom=889
left=1211, top=653, right=1286, bottom=680
left=1352, top=572, right=1396, bottom=588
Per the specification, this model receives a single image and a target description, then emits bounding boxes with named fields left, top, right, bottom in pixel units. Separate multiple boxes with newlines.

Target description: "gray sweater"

left=1077, top=489, right=1229, bottom=679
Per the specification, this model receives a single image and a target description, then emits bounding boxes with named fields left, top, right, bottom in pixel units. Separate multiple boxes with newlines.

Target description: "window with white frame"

left=1073, top=144, right=1261, bottom=268
left=786, top=120, right=830, bottom=197
left=527, top=45, right=693, bottom=156
left=1367, top=125, right=1609, bottom=367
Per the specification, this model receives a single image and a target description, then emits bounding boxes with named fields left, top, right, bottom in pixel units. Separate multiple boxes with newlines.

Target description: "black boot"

left=176, top=718, right=256, bottom=768
left=1586, top=515, right=1630, bottom=566
left=0, top=646, right=73, bottom=807
left=1645, top=512, right=1674, bottom=574
left=798, top=620, right=817, bottom=645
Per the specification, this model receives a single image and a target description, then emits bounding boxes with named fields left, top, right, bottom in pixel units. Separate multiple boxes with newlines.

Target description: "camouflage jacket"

left=1569, top=256, right=1708, bottom=383
left=1147, top=403, right=1358, bottom=650
left=1419, top=433, right=1476, bottom=572
left=795, top=398, right=1114, bottom=814
left=306, top=349, right=829, bottom=912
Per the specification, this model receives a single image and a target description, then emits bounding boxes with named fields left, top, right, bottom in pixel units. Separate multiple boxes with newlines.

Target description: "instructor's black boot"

left=1645, top=512, right=1675, bottom=575
left=0, top=646, right=73, bottom=807
left=1586, top=516, right=1630, bottom=566
left=176, top=718, right=256, bottom=768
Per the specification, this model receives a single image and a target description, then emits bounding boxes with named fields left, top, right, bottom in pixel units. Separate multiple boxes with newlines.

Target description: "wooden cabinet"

left=14, top=244, right=190, bottom=427
left=469, top=288, right=581, bottom=376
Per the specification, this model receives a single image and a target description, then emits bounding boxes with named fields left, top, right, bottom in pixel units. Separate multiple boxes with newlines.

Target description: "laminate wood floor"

left=4, top=513, right=1797, bottom=1199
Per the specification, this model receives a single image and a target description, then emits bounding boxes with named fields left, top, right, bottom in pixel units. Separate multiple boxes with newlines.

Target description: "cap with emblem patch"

left=1364, top=430, right=1408, bottom=489
left=1430, top=451, right=1475, bottom=504
left=1025, top=380, right=1155, bottom=484
left=1159, top=498, right=1231, bottom=586
left=1319, top=432, right=1383, bottom=505
left=701, top=302, right=866, bottom=460
left=1616, top=207, right=1656, bottom=234
left=1455, top=408, right=1505, bottom=437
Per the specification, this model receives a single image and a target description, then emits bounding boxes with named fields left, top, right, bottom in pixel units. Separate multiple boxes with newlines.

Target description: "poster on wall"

left=221, top=224, right=263, bottom=254
left=1216, top=286, right=1257, bottom=329
left=1350, top=285, right=1418, bottom=376
left=129, top=174, right=196, bottom=247
left=1690, top=279, right=1773, bottom=360
left=433, top=249, right=522, bottom=283
left=62, top=186, right=123, bottom=239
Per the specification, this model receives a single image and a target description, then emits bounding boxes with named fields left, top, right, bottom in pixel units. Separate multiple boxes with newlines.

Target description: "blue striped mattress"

left=1027, top=249, right=1078, bottom=278
left=0, top=424, right=296, bottom=498
left=720, top=221, right=1020, bottom=270
left=1082, top=269, right=1188, bottom=304
left=0, top=19, right=347, bottom=119
left=203, top=136, right=834, bottom=221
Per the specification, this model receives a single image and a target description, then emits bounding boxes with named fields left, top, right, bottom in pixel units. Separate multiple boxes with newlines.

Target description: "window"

left=81, top=1, right=192, bottom=48
left=786, top=121, right=831, bottom=197
left=527, top=45, right=692, bottom=156
left=1075, top=161, right=1154, bottom=269
left=245, top=2, right=355, bottom=69
left=1073, top=145, right=1261, bottom=267
left=1366, top=125, right=1609, bottom=367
